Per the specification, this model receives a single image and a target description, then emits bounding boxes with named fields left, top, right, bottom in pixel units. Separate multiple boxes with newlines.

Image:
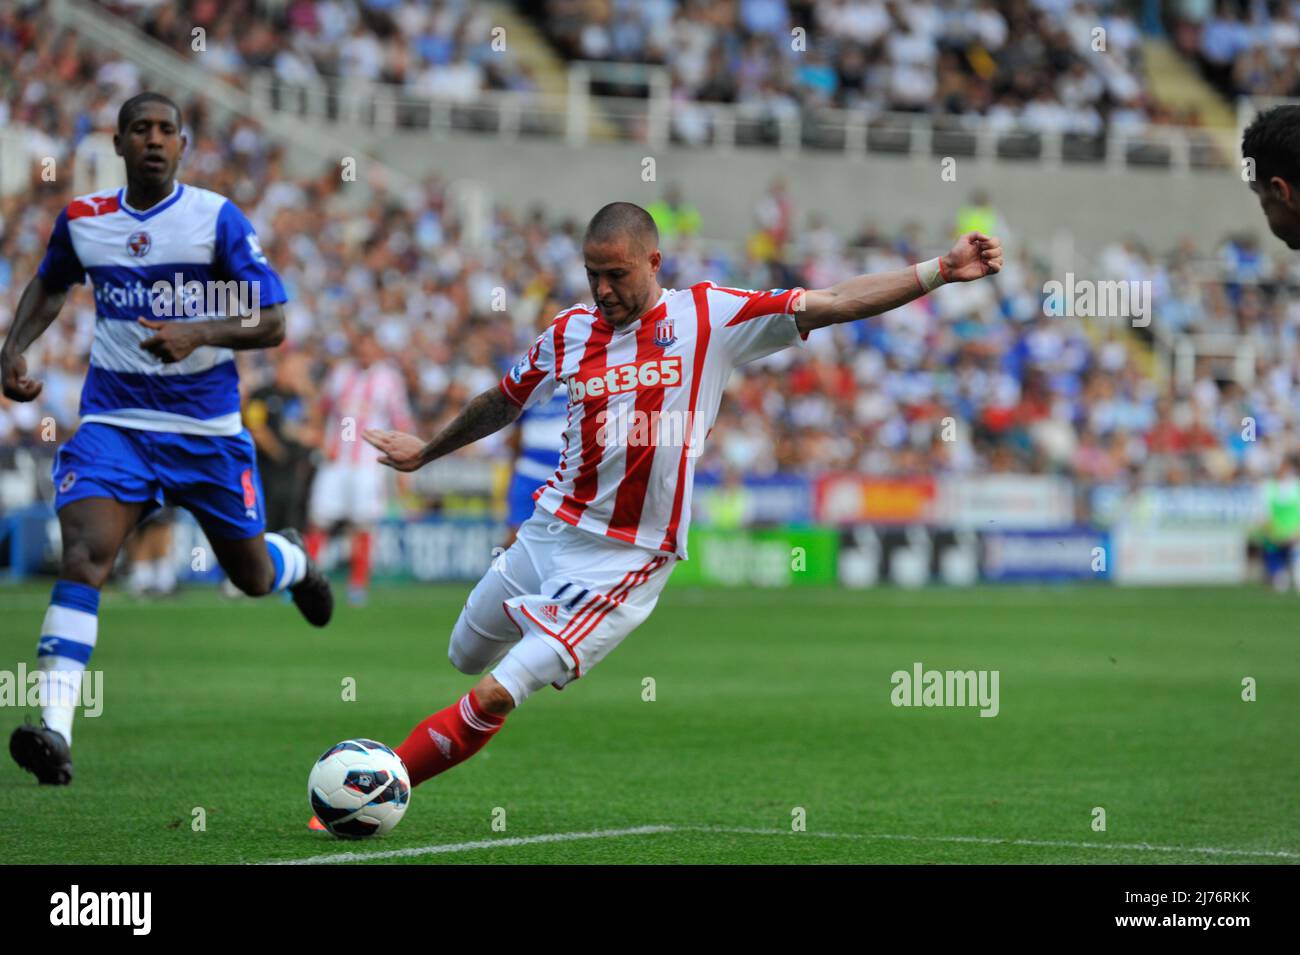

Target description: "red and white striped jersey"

left=323, top=360, right=414, bottom=464
left=499, top=282, right=807, bottom=558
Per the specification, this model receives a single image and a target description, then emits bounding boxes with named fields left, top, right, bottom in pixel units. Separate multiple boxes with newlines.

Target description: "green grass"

left=0, top=582, right=1296, bottom=864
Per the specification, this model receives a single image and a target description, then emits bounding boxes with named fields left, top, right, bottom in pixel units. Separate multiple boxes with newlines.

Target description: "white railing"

left=246, top=61, right=1230, bottom=172
left=1147, top=266, right=1300, bottom=391
left=1171, top=333, right=1257, bottom=388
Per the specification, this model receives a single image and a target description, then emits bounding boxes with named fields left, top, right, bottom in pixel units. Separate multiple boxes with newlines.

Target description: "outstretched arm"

left=795, top=231, right=1003, bottom=336
left=1, top=275, right=68, bottom=401
left=363, top=385, right=522, bottom=472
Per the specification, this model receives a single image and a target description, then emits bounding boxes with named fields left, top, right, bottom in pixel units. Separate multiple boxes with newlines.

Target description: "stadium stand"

left=2, top=0, right=1298, bottom=532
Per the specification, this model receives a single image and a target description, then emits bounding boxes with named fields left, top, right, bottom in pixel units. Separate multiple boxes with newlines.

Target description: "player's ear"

left=1269, top=176, right=1293, bottom=204
left=112, top=132, right=123, bottom=157
left=649, top=248, right=662, bottom=274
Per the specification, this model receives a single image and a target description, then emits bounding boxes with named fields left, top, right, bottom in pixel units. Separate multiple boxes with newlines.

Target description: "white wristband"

left=914, top=257, right=948, bottom=293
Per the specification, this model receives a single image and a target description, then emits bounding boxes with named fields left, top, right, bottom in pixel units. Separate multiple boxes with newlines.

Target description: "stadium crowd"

left=4, top=6, right=1300, bottom=522
left=1173, top=0, right=1300, bottom=101
left=535, top=0, right=1193, bottom=141
left=93, top=0, right=539, bottom=101
left=81, top=0, right=1209, bottom=141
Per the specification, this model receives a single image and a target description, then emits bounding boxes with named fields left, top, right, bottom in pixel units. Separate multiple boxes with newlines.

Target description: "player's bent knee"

left=60, top=538, right=114, bottom=590
left=472, top=675, right=515, bottom=716
left=447, top=610, right=514, bottom=675
left=491, top=636, right=569, bottom=708
left=447, top=642, right=484, bottom=676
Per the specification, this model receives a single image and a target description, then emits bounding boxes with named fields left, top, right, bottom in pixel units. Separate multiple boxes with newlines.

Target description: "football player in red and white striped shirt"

left=306, top=328, right=413, bottom=605
left=358, top=202, right=1002, bottom=792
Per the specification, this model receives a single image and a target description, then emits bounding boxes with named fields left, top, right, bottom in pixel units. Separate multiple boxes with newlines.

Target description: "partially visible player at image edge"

left=1, top=92, right=334, bottom=786
left=329, top=201, right=1001, bottom=823
left=1242, top=106, right=1300, bottom=591
left=1242, top=105, right=1300, bottom=251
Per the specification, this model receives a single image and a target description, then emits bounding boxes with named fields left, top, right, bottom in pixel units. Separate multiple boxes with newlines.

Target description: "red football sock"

left=305, top=529, right=326, bottom=562
left=396, top=691, right=507, bottom=786
left=350, top=530, right=371, bottom=592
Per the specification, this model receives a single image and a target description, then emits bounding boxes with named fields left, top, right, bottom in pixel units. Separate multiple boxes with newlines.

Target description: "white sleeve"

left=705, top=285, right=808, bottom=367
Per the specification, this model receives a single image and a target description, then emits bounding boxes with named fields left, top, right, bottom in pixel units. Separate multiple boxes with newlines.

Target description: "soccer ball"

left=308, top=739, right=411, bottom=839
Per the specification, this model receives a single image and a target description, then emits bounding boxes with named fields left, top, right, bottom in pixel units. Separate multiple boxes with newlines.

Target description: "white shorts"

left=309, top=462, right=386, bottom=526
left=448, top=509, right=676, bottom=704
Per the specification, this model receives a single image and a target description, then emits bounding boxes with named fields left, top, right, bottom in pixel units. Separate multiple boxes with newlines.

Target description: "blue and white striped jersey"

left=38, top=182, right=287, bottom=435
left=514, top=390, right=569, bottom=482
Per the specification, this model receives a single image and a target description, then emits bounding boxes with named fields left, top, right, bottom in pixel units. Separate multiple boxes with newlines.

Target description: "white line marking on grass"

left=681, top=826, right=1300, bottom=860
left=267, top=823, right=1297, bottom=864
left=269, top=825, right=674, bottom=865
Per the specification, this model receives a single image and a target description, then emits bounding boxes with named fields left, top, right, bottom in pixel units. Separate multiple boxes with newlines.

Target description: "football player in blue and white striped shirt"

left=1, top=93, right=333, bottom=785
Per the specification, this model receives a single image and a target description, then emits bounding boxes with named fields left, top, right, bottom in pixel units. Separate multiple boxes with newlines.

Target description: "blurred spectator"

left=647, top=184, right=702, bottom=241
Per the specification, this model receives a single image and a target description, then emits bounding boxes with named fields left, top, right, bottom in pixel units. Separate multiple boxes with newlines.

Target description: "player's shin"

left=348, top=530, right=370, bottom=603
left=394, top=690, right=507, bottom=786
left=392, top=638, right=567, bottom=785
left=35, top=580, right=100, bottom=746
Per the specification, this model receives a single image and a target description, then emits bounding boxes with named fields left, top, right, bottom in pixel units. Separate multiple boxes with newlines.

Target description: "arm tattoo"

left=420, top=385, right=521, bottom=465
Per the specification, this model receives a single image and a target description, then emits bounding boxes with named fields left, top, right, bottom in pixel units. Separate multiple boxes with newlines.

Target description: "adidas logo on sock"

left=428, top=728, right=452, bottom=758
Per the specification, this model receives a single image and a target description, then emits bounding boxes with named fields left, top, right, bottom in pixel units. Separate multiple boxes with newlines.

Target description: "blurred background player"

left=0, top=93, right=333, bottom=785
left=502, top=303, right=569, bottom=548
left=306, top=326, right=413, bottom=606
left=247, top=349, right=318, bottom=536
left=124, top=508, right=176, bottom=598
left=1259, top=457, right=1300, bottom=592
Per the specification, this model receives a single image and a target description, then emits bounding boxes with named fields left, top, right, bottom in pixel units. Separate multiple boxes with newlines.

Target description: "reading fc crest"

left=126, top=231, right=151, bottom=257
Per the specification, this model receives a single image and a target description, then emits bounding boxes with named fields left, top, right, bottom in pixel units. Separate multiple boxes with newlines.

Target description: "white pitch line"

left=680, top=826, right=1300, bottom=860
left=267, top=823, right=1298, bottom=865
left=268, top=825, right=675, bottom=865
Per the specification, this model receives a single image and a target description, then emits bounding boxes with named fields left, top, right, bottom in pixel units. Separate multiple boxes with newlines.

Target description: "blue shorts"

left=53, top=422, right=266, bottom=541
left=507, top=471, right=544, bottom=527
left=1263, top=543, right=1293, bottom=576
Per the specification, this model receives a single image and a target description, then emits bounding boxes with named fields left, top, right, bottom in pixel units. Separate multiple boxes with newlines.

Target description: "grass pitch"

left=1, top=581, right=1296, bottom=864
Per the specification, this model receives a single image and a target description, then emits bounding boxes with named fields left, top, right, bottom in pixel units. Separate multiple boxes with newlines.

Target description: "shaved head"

left=585, top=202, right=659, bottom=255
left=582, top=202, right=663, bottom=327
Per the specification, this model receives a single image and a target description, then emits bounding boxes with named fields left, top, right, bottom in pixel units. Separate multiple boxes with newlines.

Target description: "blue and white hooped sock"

left=37, top=580, right=100, bottom=746
left=264, top=532, right=308, bottom=592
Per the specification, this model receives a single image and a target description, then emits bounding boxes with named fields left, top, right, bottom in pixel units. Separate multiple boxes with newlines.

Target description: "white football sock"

left=265, top=532, right=308, bottom=591
left=37, top=656, right=83, bottom=745
left=38, top=582, right=99, bottom=747
left=129, top=559, right=153, bottom=595
left=152, top=557, right=176, bottom=594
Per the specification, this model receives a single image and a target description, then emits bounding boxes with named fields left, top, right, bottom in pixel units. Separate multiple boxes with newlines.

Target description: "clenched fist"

left=1, top=350, right=42, bottom=401
left=942, top=231, right=1003, bottom=282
